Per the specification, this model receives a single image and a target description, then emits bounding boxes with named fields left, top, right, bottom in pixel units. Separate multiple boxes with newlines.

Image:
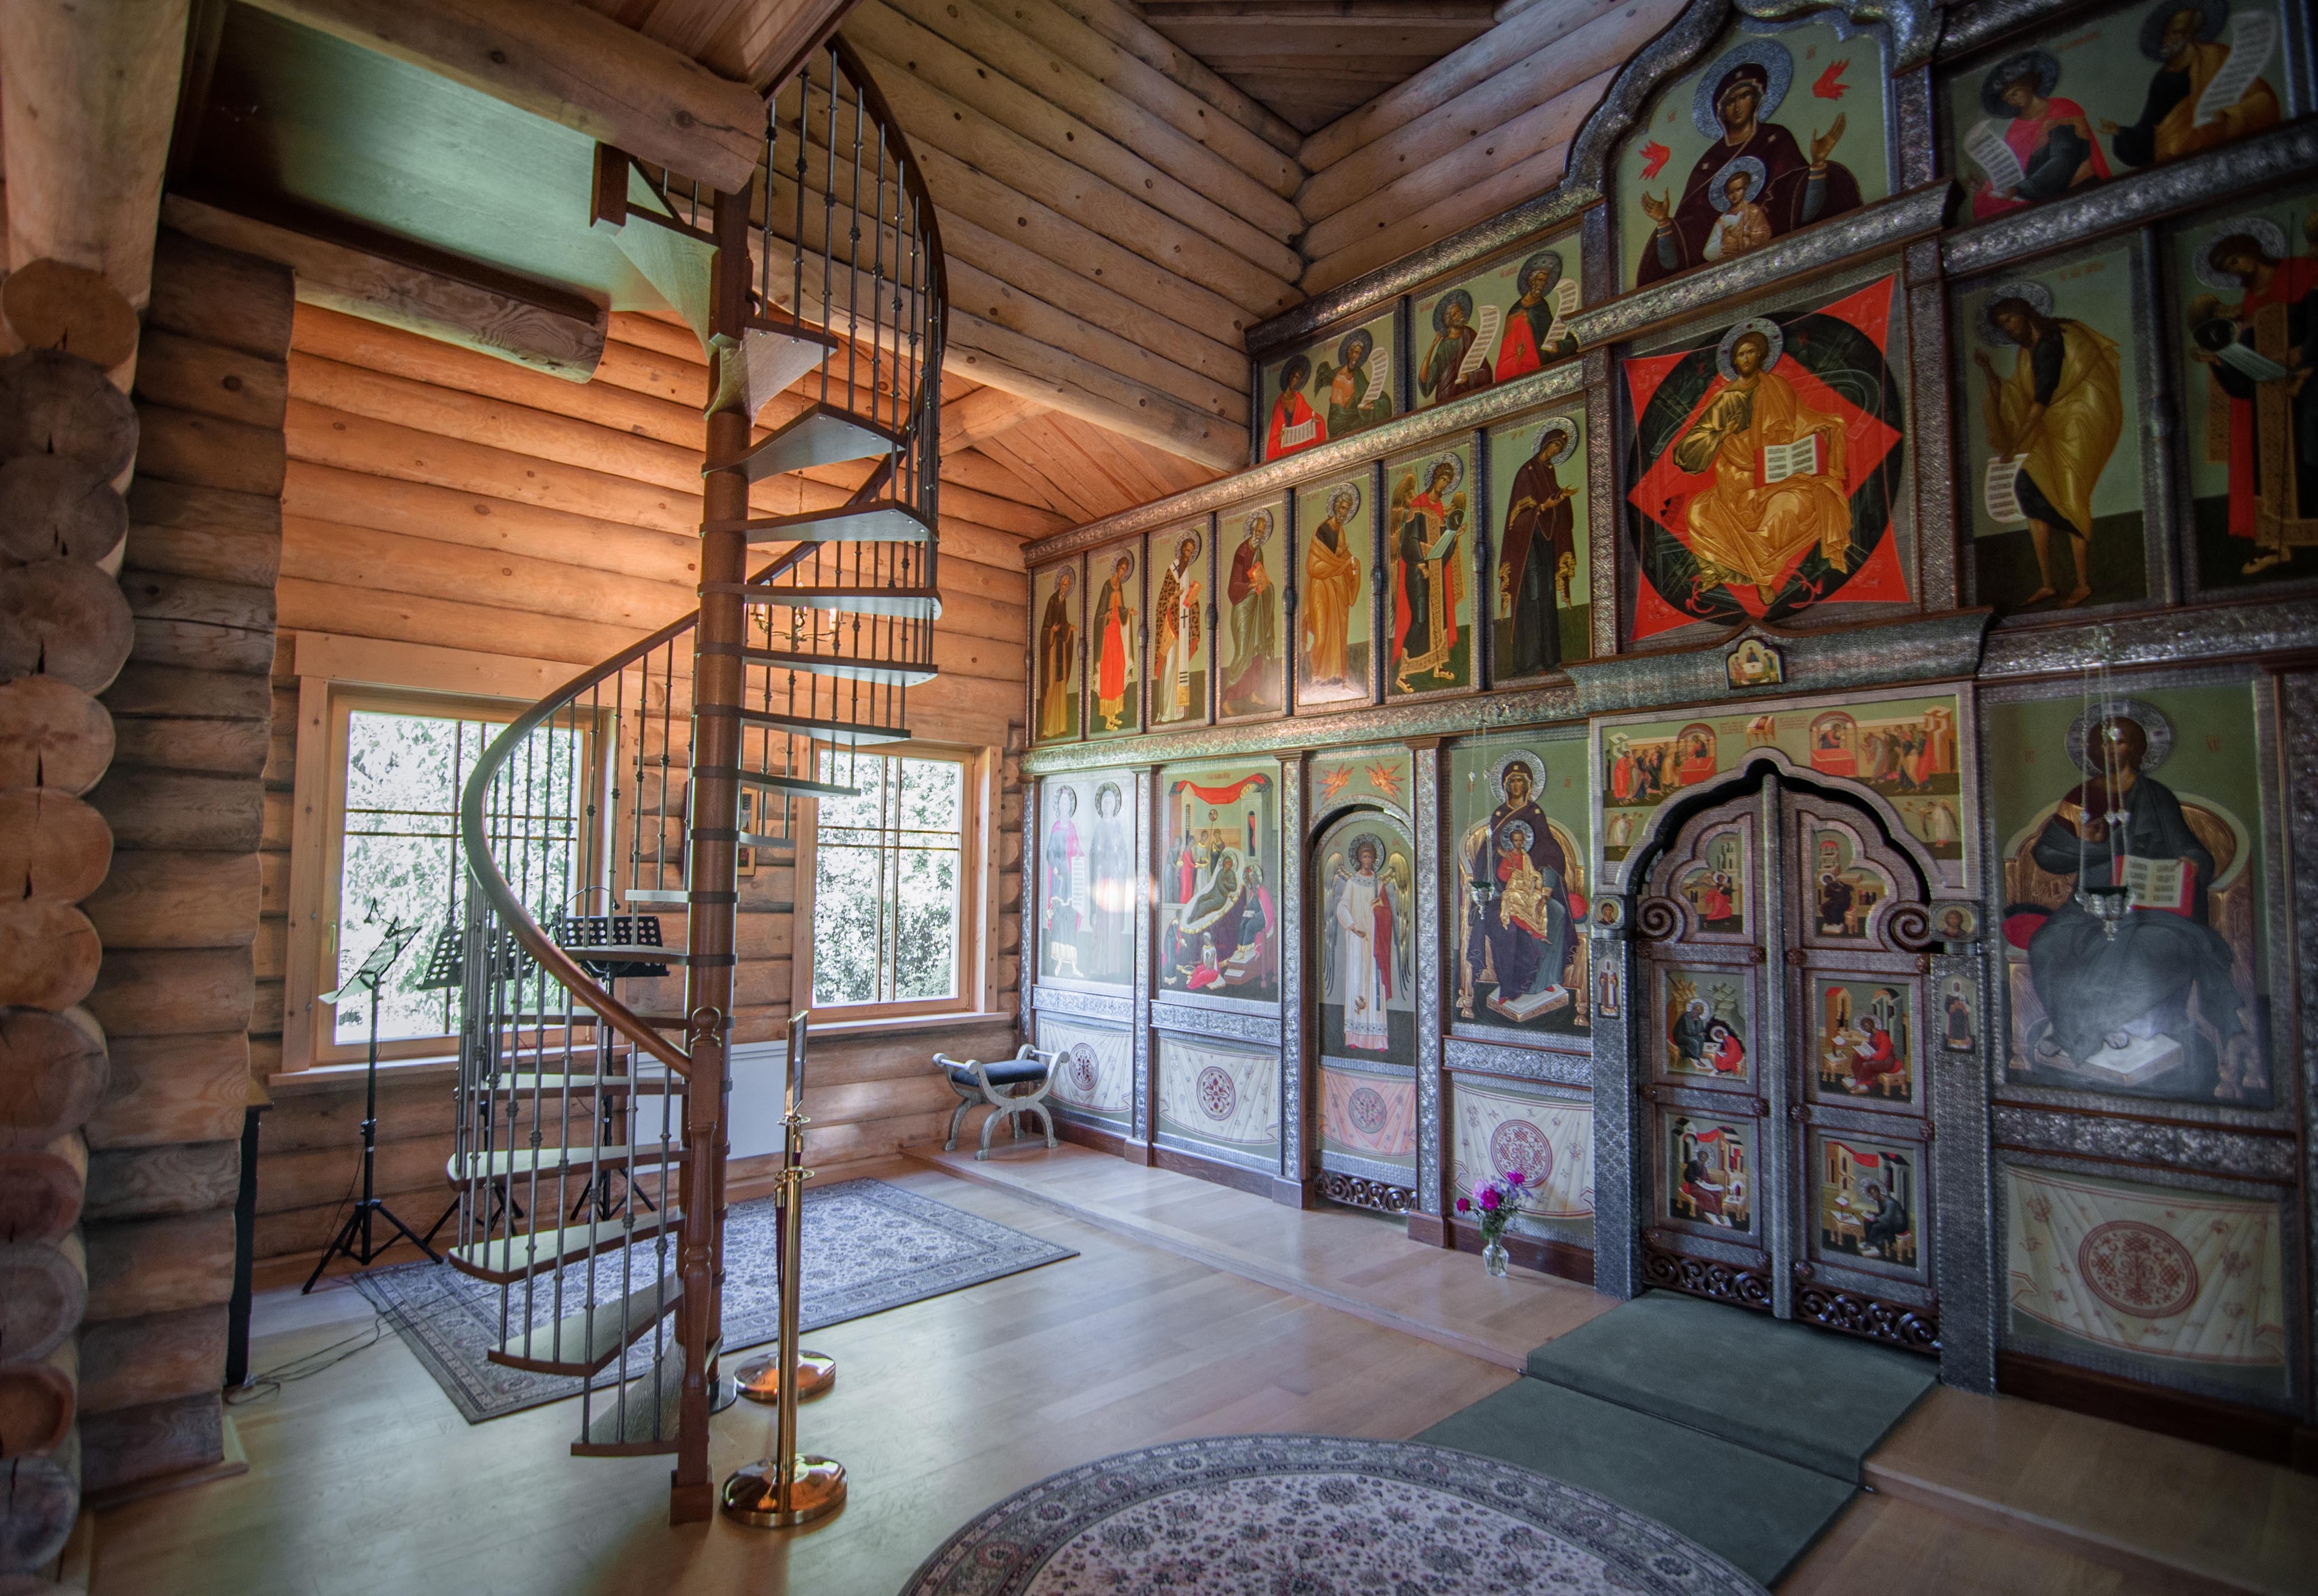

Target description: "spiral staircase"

left=443, top=41, right=944, bottom=1521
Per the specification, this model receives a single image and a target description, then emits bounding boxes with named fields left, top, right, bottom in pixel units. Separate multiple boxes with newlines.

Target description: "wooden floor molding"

left=907, top=1141, right=1616, bottom=1370
left=80, top=1416, right=250, bottom=1512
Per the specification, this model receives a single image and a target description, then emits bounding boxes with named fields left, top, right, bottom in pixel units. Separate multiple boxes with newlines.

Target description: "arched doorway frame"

left=1295, top=791, right=1419, bottom=1213
left=1588, top=750, right=1996, bottom=1392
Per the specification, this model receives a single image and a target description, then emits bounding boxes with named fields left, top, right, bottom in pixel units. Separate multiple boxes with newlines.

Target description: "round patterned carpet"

left=900, top=1434, right=1769, bottom=1595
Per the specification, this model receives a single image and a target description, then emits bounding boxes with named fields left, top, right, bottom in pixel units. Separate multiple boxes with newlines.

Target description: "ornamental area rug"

left=900, top=1435, right=1769, bottom=1596
left=352, top=1176, right=1076, bottom=1424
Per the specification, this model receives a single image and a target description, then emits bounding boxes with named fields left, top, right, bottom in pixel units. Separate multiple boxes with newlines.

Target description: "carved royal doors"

left=1637, top=778, right=1938, bottom=1353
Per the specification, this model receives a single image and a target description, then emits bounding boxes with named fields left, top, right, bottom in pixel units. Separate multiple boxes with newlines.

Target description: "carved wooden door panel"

left=1781, top=787, right=1938, bottom=1352
left=1638, top=791, right=1776, bottom=1311
left=1636, top=779, right=1938, bottom=1353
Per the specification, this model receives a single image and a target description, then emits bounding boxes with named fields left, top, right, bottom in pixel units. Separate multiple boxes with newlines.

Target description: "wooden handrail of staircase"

left=456, top=538, right=823, bottom=1078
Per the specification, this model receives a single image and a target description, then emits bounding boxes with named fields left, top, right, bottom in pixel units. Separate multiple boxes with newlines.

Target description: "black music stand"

left=302, top=916, right=446, bottom=1291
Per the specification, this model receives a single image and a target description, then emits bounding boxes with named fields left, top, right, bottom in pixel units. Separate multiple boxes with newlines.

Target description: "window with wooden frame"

left=309, top=686, right=604, bottom=1065
left=798, top=745, right=987, bottom=1020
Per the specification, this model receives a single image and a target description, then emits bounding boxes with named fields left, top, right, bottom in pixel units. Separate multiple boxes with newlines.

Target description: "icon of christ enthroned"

left=1622, top=277, right=1911, bottom=641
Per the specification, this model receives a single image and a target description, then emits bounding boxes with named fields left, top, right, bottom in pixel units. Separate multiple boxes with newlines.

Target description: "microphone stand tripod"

left=302, top=915, right=445, bottom=1292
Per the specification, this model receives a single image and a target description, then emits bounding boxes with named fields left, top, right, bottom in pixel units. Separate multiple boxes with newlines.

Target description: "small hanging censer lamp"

left=2073, top=629, right=2130, bottom=941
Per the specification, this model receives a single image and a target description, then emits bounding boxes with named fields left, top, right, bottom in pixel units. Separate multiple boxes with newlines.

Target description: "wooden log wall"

left=0, top=231, right=157, bottom=1583
left=832, top=0, right=1308, bottom=468
left=248, top=303, right=1034, bottom=1275
left=1289, top=0, right=1686, bottom=295
left=65, top=229, right=293, bottom=1508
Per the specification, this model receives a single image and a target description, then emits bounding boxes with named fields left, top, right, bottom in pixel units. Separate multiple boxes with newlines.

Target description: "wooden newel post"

left=671, top=187, right=754, bottom=1527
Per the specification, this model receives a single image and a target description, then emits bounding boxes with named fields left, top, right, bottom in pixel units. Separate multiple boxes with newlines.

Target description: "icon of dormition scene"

left=1158, top=766, right=1280, bottom=1005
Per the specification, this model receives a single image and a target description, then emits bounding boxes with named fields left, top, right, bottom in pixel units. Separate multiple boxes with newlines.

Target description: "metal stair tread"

left=562, top=944, right=692, bottom=962
left=446, top=1144, right=690, bottom=1181
left=708, top=500, right=932, bottom=544
left=746, top=584, right=941, bottom=619
left=449, top=1208, right=684, bottom=1285
left=571, top=1337, right=716, bottom=1457
left=719, top=403, right=903, bottom=484
left=735, top=707, right=911, bottom=744
left=487, top=1272, right=683, bottom=1377
left=712, top=320, right=839, bottom=420
left=485, top=1071, right=679, bottom=1095
left=734, top=770, right=860, bottom=797
left=740, top=646, right=937, bottom=686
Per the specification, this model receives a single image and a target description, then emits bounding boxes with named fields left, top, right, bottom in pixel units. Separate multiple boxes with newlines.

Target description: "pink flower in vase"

left=1455, top=1197, right=1471, bottom=1214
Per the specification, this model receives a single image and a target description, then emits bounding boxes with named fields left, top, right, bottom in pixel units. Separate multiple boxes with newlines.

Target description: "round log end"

left=0, top=1144, right=87, bottom=1242
left=0, top=1429, right=78, bottom=1570
left=0, top=1008, right=109, bottom=1149
left=0, top=790, right=111, bottom=904
left=0, top=349, right=138, bottom=481
left=0, top=1239, right=85, bottom=1350
left=0, top=454, right=127, bottom=567
left=1, top=261, right=140, bottom=374
left=0, top=675, right=115, bottom=794
left=0, top=561, right=134, bottom=692
left=0, top=1345, right=78, bottom=1459
left=0, top=902, right=102, bottom=1013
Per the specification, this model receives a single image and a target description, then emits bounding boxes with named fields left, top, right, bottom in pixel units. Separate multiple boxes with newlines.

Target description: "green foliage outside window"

left=336, top=709, right=585, bottom=1044
left=812, top=752, right=964, bottom=1008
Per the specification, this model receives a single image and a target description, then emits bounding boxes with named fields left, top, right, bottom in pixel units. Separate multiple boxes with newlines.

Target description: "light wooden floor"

left=88, top=1155, right=2316, bottom=1596
left=909, top=1141, right=1617, bottom=1367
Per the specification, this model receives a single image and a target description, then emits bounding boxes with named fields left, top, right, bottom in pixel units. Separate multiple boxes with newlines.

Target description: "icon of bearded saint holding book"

left=2003, top=700, right=2257, bottom=1100
left=1622, top=279, right=1908, bottom=639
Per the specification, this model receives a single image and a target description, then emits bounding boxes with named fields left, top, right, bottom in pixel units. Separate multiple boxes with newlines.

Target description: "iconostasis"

left=1021, top=0, right=2315, bottom=1442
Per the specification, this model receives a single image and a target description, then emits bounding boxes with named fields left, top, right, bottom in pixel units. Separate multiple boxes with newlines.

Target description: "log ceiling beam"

left=938, top=388, right=1041, bottom=458
left=1, top=0, right=194, bottom=315
left=237, top=0, right=768, bottom=192
left=161, top=192, right=608, bottom=381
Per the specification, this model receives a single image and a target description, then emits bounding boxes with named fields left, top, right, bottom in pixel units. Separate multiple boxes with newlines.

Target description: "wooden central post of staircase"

left=671, top=187, right=756, bottom=1524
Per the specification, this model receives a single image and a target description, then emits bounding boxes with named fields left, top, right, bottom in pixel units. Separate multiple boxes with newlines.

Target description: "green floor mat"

left=1416, top=1377, right=1856, bottom=1587
left=1523, top=1290, right=1937, bottom=1483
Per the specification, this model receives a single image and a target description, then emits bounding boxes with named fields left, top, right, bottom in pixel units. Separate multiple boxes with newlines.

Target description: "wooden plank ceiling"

left=1138, top=0, right=1494, bottom=134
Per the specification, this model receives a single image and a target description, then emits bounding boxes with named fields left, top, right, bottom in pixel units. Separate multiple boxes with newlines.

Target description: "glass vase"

left=1482, top=1238, right=1510, bottom=1278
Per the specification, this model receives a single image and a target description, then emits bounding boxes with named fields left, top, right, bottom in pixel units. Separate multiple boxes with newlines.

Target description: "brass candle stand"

left=722, top=1011, right=846, bottom=1529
